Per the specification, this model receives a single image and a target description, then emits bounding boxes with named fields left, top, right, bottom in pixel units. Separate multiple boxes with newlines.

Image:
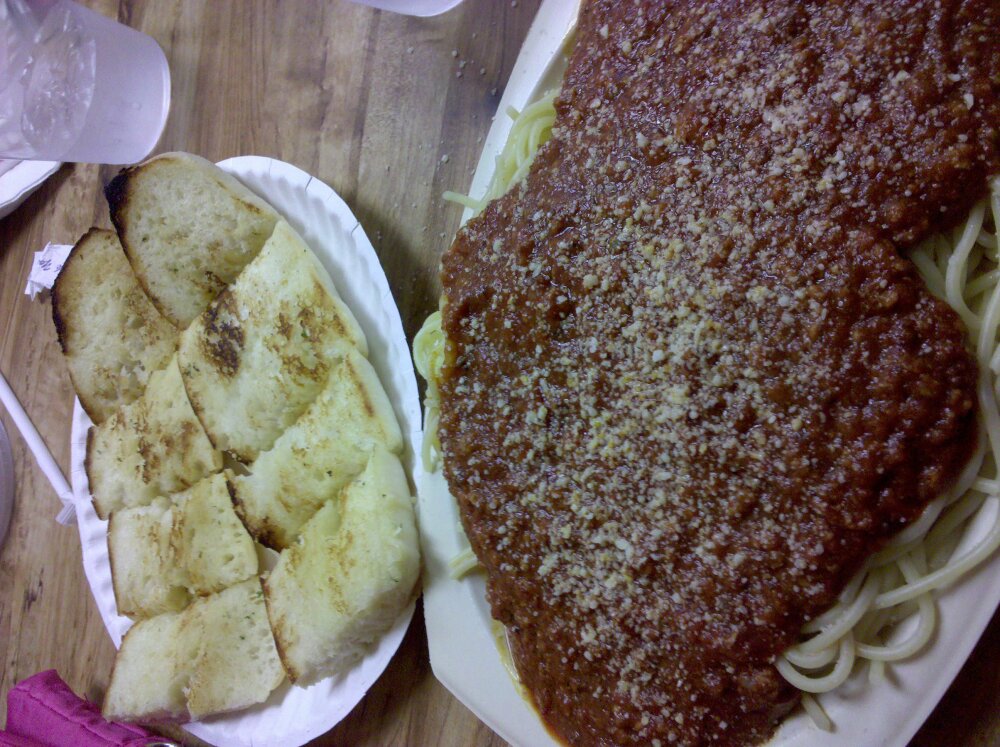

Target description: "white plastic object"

left=346, top=0, right=464, bottom=17
left=0, top=367, right=74, bottom=523
left=0, top=158, right=59, bottom=218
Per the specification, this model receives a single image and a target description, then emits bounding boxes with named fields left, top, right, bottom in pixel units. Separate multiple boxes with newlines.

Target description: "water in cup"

left=0, top=1, right=95, bottom=156
left=0, top=0, right=169, bottom=164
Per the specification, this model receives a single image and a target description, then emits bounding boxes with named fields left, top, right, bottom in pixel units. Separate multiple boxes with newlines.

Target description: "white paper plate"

left=417, top=2, right=1000, bottom=746
left=0, top=160, right=61, bottom=219
left=70, top=155, right=423, bottom=747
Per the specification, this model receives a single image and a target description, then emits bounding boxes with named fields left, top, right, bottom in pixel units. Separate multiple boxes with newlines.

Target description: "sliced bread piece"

left=103, top=578, right=284, bottom=723
left=231, top=345, right=402, bottom=550
left=263, top=448, right=419, bottom=683
left=182, top=579, right=284, bottom=720
left=173, top=472, right=258, bottom=593
left=52, top=228, right=178, bottom=424
left=106, top=152, right=280, bottom=327
left=177, top=220, right=367, bottom=462
left=101, top=611, right=188, bottom=722
left=87, top=355, right=222, bottom=519
left=108, top=497, right=191, bottom=619
left=109, top=473, right=258, bottom=619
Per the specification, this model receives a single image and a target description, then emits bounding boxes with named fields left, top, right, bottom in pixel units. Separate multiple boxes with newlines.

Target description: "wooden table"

left=0, top=2, right=997, bottom=745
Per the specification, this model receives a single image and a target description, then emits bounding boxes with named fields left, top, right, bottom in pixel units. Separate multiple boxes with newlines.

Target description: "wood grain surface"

left=0, top=2, right=996, bottom=746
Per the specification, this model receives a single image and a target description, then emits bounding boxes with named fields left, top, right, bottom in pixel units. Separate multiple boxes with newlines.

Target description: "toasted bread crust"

left=228, top=477, right=282, bottom=550
left=49, top=229, right=95, bottom=355
left=105, top=164, right=174, bottom=322
left=53, top=226, right=179, bottom=423
left=52, top=230, right=100, bottom=422
left=261, top=574, right=302, bottom=683
left=106, top=512, right=122, bottom=609
left=103, top=169, right=129, bottom=222
left=85, top=426, right=98, bottom=515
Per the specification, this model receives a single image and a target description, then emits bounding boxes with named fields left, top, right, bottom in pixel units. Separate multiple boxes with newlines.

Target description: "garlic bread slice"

left=87, top=355, right=222, bottom=519
left=177, top=220, right=366, bottom=462
left=106, top=152, right=280, bottom=327
left=109, top=473, right=257, bottom=619
left=264, top=448, right=419, bottom=683
left=103, top=579, right=283, bottom=723
left=231, top=345, right=402, bottom=550
left=52, top=228, right=178, bottom=424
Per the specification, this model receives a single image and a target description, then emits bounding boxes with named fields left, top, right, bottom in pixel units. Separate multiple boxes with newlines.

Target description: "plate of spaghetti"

left=415, top=1, right=1000, bottom=745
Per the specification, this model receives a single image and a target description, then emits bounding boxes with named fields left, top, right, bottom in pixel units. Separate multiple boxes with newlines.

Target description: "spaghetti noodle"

left=777, top=178, right=1000, bottom=712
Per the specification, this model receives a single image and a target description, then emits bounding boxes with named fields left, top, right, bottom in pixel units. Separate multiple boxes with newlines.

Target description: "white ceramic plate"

left=70, top=156, right=424, bottom=747
left=0, top=160, right=61, bottom=219
left=417, top=1, right=1000, bottom=745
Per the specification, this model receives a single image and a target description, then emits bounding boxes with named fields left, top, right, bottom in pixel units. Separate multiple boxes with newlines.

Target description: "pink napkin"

left=1, top=671, right=168, bottom=747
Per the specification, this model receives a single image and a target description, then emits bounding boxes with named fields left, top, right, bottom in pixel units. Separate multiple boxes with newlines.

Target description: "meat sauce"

left=438, top=1, right=999, bottom=744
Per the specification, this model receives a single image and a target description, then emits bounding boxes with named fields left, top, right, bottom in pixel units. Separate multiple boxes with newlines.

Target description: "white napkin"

left=24, top=242, right=72, bottom=299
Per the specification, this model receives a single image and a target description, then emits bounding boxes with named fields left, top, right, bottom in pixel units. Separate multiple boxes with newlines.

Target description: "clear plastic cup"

left=0, top=0, right=170, bottom=164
